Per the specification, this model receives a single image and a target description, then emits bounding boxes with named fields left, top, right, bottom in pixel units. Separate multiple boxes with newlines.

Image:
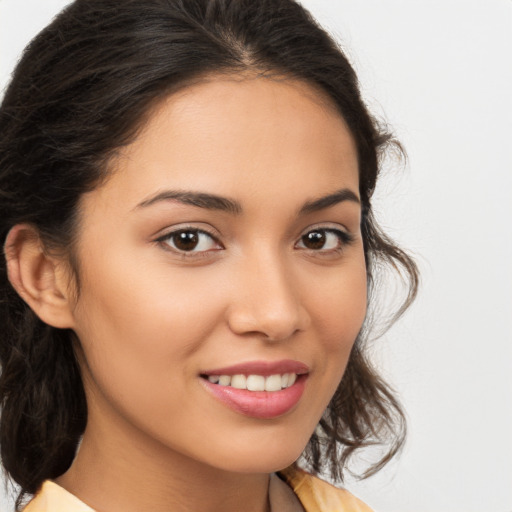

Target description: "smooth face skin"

left=48, top=76, right=367, bottom=512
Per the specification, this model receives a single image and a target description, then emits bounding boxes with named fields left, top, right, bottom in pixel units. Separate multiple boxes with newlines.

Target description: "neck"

left=55, top=421, right=271, bottom=512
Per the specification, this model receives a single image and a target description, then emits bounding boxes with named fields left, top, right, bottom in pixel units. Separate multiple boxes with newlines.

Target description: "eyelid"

left=153, top=222, right=221, bottom=240
left=297, top=222, right=352, bottom=240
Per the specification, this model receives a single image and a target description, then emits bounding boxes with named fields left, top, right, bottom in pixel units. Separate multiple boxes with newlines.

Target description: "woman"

left=0, top=0, right=418, bottom=511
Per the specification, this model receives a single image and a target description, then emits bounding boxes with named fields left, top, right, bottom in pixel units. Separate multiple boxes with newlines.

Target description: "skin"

left=8, top=76, right=367, bottom=512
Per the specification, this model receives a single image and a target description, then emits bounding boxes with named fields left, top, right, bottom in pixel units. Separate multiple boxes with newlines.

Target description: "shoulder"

left=22, top=481, right=95, bottom=512
left=278, top=466, right=374, bottom=512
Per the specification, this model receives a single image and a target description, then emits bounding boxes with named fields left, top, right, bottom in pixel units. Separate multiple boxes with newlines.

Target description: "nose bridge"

left=227, top=243, right=309, bottom=341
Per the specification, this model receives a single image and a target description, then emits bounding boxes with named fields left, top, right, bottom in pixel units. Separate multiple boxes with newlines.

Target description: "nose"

left=226, top=250, right=311, bottom=342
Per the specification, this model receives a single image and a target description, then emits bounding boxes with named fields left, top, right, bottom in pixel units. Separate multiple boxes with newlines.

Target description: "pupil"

left=303, top=231, right=325, bottom=249
left=175, top=231, right=198, bottom=251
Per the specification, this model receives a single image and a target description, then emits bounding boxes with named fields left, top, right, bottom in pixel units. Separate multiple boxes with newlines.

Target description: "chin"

left=207, top=435, right=310, bottom=475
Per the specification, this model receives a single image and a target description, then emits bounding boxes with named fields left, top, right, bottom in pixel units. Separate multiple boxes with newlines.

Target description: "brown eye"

left=296, top=228, right=353, bottom=252
left=160, top=229, right=220, bottom=253
left=301, top=230, right=327, bottom=250
left=173, top=230, right=200, bottom=251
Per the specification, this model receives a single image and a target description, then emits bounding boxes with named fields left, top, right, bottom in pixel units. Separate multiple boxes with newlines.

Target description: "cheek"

left=71, top=250, right=234, bottom=408
left=71, top=262, right=222, bottom=450
left=309, top=256, right=367, bottom=380
left=316, top=258, right=367, bottom=340
left=74, top=244, right=222, bottom=342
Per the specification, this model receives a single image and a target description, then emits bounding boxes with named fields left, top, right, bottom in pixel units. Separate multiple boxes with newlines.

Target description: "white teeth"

left=265, top=374, right=282, bottom=392
left=205, top=373, right=299, bottom=391
left=218, top=375, right=231, bottom=386
left=231, top=374, right=247, bottom=389
left=246, top=375, right=265, bottom=391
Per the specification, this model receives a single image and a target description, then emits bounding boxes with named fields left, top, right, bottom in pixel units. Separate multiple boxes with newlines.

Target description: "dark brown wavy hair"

left=0, top=0, right=418, bottom=509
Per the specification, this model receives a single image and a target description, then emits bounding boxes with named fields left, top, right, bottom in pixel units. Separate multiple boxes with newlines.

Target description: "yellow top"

left=279, top=467, right=373, bottom=512
left=23, top=467, right=373, bottom=512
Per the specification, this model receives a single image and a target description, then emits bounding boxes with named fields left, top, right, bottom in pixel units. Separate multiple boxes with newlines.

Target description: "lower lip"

left=201, top=375, right=307, bottom=419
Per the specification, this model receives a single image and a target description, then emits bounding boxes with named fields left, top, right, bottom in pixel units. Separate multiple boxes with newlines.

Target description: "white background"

left=1, top=1, right=511, bottom=511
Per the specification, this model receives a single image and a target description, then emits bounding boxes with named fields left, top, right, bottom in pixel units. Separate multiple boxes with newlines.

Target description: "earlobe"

left=4, top=224, right=76, bottom=329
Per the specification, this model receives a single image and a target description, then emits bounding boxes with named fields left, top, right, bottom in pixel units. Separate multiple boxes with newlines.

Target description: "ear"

left=4, top=224, right=76, bottom=329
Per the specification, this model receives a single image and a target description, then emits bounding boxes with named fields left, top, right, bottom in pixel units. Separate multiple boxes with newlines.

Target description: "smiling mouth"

left=199, top=360, right=309, bottom=418
left=200, top=371, right=308, bottom=419
left=201, top=373, right=298, bottom=392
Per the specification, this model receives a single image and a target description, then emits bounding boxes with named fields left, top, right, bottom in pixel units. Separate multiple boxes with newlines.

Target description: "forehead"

left=85, top=75, right=359, bottom=214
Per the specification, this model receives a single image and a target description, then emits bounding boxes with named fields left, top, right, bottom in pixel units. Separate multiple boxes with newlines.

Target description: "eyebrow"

left=135, top=187, right=360, bottom=215
left=298, top=188, right=360, bottom=214
left=136, top=190, right=242, bottom=214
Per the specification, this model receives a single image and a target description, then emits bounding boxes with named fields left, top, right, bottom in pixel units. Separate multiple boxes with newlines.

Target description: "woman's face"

left=69, top=76, right=367, bottom=474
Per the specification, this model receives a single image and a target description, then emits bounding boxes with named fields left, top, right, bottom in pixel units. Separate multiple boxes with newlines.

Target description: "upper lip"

left=201, top=359, right=310, bottom=377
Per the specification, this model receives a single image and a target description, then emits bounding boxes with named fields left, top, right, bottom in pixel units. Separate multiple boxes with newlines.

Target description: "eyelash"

left=155, top=226, right=355, bottom=258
